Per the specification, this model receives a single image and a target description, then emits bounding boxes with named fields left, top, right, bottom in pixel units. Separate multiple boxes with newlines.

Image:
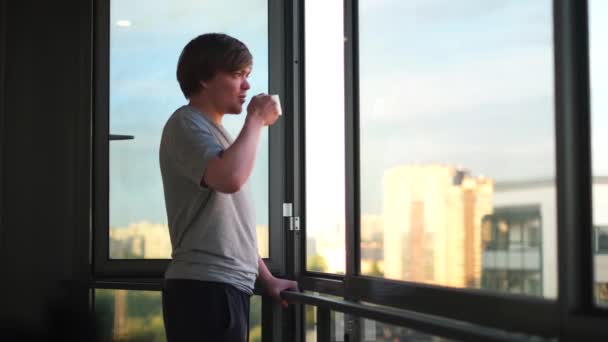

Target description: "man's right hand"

left=246, top=94, right=281, bottom=126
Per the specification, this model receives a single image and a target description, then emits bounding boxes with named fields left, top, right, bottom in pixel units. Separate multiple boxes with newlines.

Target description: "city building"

left=360, top=215, right=384, bottom=276
left=110, top=221, right=172, bottom=259
left=109, top=222, right=270, bottom=259
left=256, top=224, right=269, bottom=259
left=383, top=164, right=493, bottom=288
left=484, top=177, right=608, bottom=299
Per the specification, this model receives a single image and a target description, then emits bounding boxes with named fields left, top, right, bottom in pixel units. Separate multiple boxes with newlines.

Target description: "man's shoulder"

left=166, top=105, right=213, bottom=133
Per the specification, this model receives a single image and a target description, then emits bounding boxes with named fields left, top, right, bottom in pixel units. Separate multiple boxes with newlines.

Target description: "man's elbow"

left=214, top=173, right=244, bottom=194
left=222, top=177, right=243, bottom=194
left=204, top=159, right=244, bottom=193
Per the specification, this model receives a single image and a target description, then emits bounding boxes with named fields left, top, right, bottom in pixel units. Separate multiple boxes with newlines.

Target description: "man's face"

left=202, top=66, right=252, bottom=114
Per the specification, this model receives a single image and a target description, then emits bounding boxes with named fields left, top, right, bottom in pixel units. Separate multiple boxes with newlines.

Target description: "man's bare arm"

left=203, top=115, right=264, bottom=193
left=257, top=257, right=299, bottom=308
left=203, top=95, right=279, bottom=193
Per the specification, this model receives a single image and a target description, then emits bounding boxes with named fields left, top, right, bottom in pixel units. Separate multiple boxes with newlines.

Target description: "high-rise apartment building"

left=383, top=165, right=493, bottom=287
left=485, top=177, right=608, bottom=299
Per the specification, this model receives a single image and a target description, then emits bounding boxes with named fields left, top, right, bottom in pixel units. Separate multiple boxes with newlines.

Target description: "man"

left=159, top=33, right=299, bottom=341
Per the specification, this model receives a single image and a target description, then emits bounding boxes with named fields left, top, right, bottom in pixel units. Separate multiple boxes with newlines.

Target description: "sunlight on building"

left=256, top=224, right=269, bottom=259
left=110, top=222, right=172, bottom=259
left=383, top=164, right=493, bottom=288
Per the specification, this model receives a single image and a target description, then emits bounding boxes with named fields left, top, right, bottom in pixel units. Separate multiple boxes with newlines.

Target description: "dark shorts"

left=162, top=279, right=251, bottom=342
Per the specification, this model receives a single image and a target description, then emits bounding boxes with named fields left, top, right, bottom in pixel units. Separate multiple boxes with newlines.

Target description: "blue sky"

left=357, top=0, right=556, bottom=214
left=108, top=0, right=606, bottom=228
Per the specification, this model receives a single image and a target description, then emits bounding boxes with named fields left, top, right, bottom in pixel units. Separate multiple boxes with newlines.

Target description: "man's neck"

left=188, top=98, right=223, bottom=126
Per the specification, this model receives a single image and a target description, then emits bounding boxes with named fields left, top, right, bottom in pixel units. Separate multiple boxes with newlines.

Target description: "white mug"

left=270, top=94, right=282, bottom=116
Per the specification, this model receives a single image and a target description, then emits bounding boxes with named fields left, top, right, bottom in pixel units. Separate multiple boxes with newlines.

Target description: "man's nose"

left=242, top=79, right=251, bottom=90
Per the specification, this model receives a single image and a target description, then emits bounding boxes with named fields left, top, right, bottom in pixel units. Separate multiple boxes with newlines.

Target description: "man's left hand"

left=265, top=277, right=299, bottom=308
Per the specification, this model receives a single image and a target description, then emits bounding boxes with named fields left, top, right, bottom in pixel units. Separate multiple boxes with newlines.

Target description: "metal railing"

left=282, top=290, right=548, bottom=342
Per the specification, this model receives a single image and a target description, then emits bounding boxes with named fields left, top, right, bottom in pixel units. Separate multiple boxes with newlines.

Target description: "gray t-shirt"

left=159, top=105, right=258, bottom=294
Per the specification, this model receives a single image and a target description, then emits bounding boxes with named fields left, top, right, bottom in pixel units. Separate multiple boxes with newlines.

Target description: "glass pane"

left=361, top=318, right=458, bottom=342
left=305, top=306, right=345, bottom=342
left=306, top=305, right=455, bottom=342
left=250, top=295, right=262, bottom=342
left=304, top=0, right=346, bottom=274
left=95, top=289, right=166, bottom=341
left=95, top=290, right=262, bottom=342
left=305, top=305, right=316, bottom=342
left=109, top=0, right=269, bottom=259
left=590, top=0, right=608, bottom=307
left=358, top=1, right=556, bottom=298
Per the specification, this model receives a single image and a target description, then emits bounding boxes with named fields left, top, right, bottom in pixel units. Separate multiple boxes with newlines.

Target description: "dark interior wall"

left=0, top=0, right=93, bottom=337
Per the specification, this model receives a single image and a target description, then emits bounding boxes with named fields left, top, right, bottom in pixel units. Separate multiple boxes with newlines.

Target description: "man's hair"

left=176, top=33, right=252, bottom=98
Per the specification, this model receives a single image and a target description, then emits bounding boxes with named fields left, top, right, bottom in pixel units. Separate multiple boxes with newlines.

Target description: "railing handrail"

left=281, top=290, right=547, bottom=342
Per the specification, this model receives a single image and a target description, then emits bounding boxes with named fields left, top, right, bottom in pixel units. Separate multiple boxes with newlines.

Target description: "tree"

left=307, top=254, right=328, bottom=273
left=368, top=261, right=384, bottom=277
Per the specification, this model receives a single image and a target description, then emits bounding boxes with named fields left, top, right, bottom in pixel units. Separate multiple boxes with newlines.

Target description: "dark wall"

left=0, top=0, right=93, bottom=338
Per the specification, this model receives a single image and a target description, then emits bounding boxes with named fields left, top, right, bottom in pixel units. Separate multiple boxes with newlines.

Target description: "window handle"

left=109, top=134, right=134, bottom=141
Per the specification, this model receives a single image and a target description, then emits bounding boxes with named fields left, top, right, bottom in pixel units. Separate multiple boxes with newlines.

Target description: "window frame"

left=295, top=0, right=608, bottom=340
